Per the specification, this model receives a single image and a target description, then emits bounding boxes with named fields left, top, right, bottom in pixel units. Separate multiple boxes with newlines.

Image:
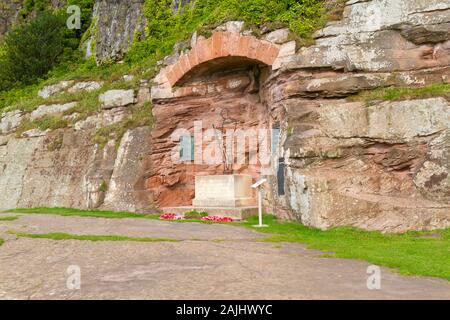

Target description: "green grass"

left=6, top=207, right=159, bottom=219
left=0, top=238, right=3, bottom=246
left=238, top=215, right=450, bottom=281
left=349, top=83, right=450, bottom=102
left=0, top=216, right=19, bottom=221
left=11, top=231, right=179, bottom=243
left=183, top=209, right=209, bottom=220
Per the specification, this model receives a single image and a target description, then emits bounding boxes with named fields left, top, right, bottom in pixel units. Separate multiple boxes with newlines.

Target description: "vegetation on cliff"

left=0, top=0, right=338, bottom=112
left=127, top=0, right=331, bottom=63
left=0, top=12, right=78, bottom=90
left=0, top=1, right=94, bottom=91
left=1, top=0, right=446, bottom=122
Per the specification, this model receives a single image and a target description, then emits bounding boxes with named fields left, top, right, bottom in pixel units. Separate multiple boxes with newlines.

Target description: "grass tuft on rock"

left=349, top=83, right=450, bottom=102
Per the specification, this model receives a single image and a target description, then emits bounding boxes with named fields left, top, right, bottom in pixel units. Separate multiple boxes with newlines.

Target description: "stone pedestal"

left=193, top=174, right=256, bottom=207
left=163, top=174, right=259, bottom=220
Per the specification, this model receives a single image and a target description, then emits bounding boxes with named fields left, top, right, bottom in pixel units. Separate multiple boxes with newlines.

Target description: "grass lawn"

left=10, top=231, right=179, bottom=243
left=4, top=208, right=450, bottom=280
left=240, top=216, right=450, bottom=281
left=6, top=207, right=160, bottom=219
left=0, top=216, right=19, bottom=221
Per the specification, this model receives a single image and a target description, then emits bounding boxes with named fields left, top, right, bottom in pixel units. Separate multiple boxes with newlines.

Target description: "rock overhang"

left=152, top=31, right=286, bottom=100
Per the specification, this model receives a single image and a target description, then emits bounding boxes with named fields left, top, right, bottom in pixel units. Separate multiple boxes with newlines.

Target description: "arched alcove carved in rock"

left=157, top=32, right=280, bottom=88
left=149, top=32, right=283, bottom=207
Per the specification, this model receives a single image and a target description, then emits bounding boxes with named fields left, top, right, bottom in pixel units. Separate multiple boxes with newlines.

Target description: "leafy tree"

left=0, top=11, right=77, bottom=90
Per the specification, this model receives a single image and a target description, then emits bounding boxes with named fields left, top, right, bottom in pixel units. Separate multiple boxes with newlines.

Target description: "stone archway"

left=149, top=32, right=283, bottom=208
left=159, top=32, right=280, bottom=87
left=152, top=32, right=282, bottom=100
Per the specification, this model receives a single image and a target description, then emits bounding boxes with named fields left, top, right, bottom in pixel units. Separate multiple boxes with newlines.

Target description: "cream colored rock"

left=99, top=90, right=136, bottom=109
left=68, top=81, right=103, bottom=93
left=21, top=129, right=49, bottom=138
left=102, top=127, right=153, bottom=212
left=319, top=98, right=450, bottom=141
left=367, top=98, right=450, bottom=140
left=38, top=81, right=74, bottom=98
left=215, top=21, right=245, bottom=33
left=283, top=0, right=450, bottom=72
left=0, top=110, right=23, bottom=134
left=263, top=28, right=290, bottom=44
left=30, top=102, right=77, bottom=120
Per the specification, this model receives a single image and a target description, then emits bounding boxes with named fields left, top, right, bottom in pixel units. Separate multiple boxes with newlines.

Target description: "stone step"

left=161, top=206, right=258, bottom=221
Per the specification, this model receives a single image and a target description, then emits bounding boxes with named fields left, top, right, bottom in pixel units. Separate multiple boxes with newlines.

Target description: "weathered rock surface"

left=148, top=0, right=450, bottom=232
left=103, top=127, right=153, bottom=212
left=74, top=107, right=130, bottom=131
left=91, top=0, right=146, bottom=64
left=317, top=98, right=450, bottom=141
left=414, top=131, right=450, bottom=203
left=263, top=28, right=291, bottom=44
left=0, top=110, right=24, bottom=134
left=0, top=0, right=24, bottom=35
left=68, top=81, right=103, bottom=93
left=99, top=89, right=136, bottom=109
left=0, top=124, right=153, bottom=212
left=282, top=0, right=450, bottom=72
left=38, top=81, right=75, bottom=99
left=0, top=137, right=43, bottom=210
left=264, top=94, right=450, bottom=232
left=21, top=128, right=48, bottom=138
left=214, top=21, right=245, bottom=34
left=30, top=102, right=77, bottom=120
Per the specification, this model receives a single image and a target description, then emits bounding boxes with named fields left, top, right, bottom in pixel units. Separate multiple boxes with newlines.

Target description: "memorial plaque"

left=193, top=174, right=256, bottom=207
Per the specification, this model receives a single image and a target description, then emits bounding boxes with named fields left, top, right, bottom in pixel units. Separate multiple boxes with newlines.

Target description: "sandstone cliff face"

left=0, top=0, right=66, bottom=35
left=0, top=125, right=153, bottom=212
left=262, top=0, right=450, bottom=232
left=83, top=0, right=146, bottom=63
left=149, top=0, right=450, bottom=232
left=150, top=68, right=268, bottom=207
left=0, top=82, right=154, bottom=213
left=1, top=0, right=449, bottom=233
left=0, top=0, right=25, bottom=35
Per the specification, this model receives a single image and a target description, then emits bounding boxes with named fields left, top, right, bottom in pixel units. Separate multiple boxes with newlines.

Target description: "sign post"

left=251, top=178, right=268, bottom=228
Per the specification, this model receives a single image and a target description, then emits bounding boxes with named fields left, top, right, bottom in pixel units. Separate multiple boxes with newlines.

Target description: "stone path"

left=0, top=213, right=449, bottom=300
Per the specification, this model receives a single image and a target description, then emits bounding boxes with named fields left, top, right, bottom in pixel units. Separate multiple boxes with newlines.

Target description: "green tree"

left=0, top=11, right=77, bottom=90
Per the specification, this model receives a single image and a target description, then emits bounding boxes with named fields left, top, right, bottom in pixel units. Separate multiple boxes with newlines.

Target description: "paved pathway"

left=0, top=213, right=449, bottom=299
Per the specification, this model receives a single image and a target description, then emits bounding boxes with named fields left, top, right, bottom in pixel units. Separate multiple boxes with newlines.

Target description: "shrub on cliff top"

left=0, top=11, right=78, bottom=90
left=127, top=0, right=327, bottom=63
